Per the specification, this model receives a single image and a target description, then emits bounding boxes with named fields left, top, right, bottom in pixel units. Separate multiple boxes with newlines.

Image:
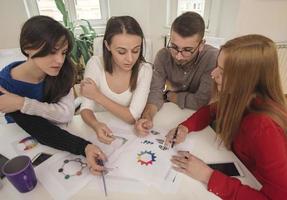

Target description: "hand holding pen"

left=171, top=127, right=179, bottom=148
left=165, top=125, right=189, bottom=147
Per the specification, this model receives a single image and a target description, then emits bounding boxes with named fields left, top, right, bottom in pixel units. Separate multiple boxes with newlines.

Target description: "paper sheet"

left=36, top=152, right=92, bottom=200
left=107, top=127, right=178, bottom=189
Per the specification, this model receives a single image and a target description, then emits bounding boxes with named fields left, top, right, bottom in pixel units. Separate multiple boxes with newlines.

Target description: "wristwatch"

left=163, top=90, right=170, bottom=102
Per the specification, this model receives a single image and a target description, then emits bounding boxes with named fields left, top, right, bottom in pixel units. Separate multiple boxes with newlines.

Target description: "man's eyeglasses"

left=167, top=40, right=202, bottom=57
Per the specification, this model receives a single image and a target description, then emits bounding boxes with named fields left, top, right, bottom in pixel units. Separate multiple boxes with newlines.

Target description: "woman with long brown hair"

left=0, top=15, right=107, bottom=174
left=0, top=15, right=75, bottom=124
left=166, top=34, right=287, bottom=199
left=80, top=16, right=152, bottom=144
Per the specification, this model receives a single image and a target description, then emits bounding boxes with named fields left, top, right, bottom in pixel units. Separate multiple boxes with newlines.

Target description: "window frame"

left=24, top=0, right=109, bottom=28
left=166, top=0, right=220, bottom=36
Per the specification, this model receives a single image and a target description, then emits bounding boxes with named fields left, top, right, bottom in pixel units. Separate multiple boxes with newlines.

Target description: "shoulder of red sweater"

left=241, top=112, right=281, bottom=135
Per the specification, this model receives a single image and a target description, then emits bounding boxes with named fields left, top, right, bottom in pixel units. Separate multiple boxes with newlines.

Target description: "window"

left=24, top=0, right=109, bottom=27
left=177, top=0, right=205, bottom=16
left=166, top=0, right=216, bottom=32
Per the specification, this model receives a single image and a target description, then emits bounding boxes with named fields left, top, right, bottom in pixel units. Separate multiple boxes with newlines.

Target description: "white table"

left=0, top=103, right=261, bottom=199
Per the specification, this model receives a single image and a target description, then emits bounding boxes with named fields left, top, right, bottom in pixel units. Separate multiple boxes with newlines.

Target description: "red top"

left=181, top=105, right=287, bottom=199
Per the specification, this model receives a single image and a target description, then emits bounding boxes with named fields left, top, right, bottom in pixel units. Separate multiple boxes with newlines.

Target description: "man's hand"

left=134, top=118, right=153, bottom=137
left=134, top=104, right=158, bottom=137
left=166, top=91, right=177, bottom=104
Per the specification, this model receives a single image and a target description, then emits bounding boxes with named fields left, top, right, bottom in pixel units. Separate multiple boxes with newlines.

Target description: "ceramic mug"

left=2, top=155, right=37, bottom=193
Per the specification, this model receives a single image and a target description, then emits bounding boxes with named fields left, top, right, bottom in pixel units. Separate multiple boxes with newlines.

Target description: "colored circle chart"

left=58, top=158, right=87, bottom=180
left=137, top=150, right=157, bottom=166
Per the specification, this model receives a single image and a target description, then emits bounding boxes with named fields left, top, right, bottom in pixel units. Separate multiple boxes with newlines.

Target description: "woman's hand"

left=93, top=121, right=115, bottom=144
left=171, top=151, right=214, bottom=184
left=85, top=144, right=107, bottom=175
left=0, top=86, right=24, bottom=113
left=80, top=78, right=102, bottom=102
left=165, top=124, right=189, bottom=146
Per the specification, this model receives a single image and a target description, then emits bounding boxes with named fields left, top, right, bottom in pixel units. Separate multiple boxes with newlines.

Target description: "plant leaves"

left=54, top=0, right=69, bottom=26
left=77, top=40, right=90, bottom=64
left=79, top=25, right=89, bottom=35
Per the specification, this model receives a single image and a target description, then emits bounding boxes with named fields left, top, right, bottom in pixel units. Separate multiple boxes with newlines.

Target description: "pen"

left=171, top=126, right=178, bottom=148
left=96, top=159, right=108, bottom=197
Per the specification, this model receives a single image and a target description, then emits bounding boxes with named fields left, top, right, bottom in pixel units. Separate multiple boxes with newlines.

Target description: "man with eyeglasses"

left=135, top=12, right=218, bottom=136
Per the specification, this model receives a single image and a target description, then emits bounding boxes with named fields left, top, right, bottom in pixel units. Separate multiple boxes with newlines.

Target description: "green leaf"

left=77, top=41, right=90, bottom=64
left=54, top=0, right=65, bottom=15
left=79, top=25, right=89, bottom=35
left=54, top=0, right=69, bottom=27
left=53, top=0, right=96, bottom=82
left=82, top=19, right=94, bottom=31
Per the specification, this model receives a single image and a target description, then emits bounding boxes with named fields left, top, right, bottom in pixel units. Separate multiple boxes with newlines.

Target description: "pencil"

left=101, top=171, right=107, bottom=197
left=96, top=159, right=108, bottom=196
left=171, top=126, right=178, bottom=148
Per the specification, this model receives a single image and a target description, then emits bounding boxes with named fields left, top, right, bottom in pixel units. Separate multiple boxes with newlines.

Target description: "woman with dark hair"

left=166, top=34, right=287, bottom=199
left=0, top=15, right=74, bottom=124
left=0, top=15, right=106, bottom=175
left=80, top=16, right=152, bottom=144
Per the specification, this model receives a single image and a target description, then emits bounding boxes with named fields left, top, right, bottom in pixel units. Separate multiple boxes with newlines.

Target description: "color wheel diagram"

left=137, top=150, right=157, bottom=166
left=18, top=136, right=38, bottom=151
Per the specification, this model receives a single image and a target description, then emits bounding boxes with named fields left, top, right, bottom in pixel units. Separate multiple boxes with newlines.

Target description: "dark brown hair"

left=102, top=16, right=145, bottom=91
left=20, top=15, right=75, bottom=103
left=171, top=11, right=205, bottom=38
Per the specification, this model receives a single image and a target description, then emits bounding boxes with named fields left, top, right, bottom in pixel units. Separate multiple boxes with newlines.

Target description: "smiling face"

left=28, top=38, right=68, bottom=77
left=105, top=33, right=142, bottom=72
left=211, top=50, right=225, bottom=92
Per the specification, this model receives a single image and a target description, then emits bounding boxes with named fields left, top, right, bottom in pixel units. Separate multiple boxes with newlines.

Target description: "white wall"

left=216, top=0, right=240, bottom=40
left=109, top=0, right=151, bottom=35
left=0, top=0, right=28, bottom=49
left=108, top=0, right=171, bottom=61
left=235, top=0, right=287, bottom=42
left=1, top=0, right=287, bottom=57
left=216, top=0, right=287, bottom=42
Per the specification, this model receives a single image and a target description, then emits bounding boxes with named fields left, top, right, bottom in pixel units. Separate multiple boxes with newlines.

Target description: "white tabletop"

left=0, top=103, right=261, bottom=200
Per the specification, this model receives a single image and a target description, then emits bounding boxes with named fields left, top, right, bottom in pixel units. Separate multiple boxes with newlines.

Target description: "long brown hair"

left=216, top=34, right=287, bottom=149
left=20, top=15, right=75, bottom=103
left=102, top=16, right=146, bottom=91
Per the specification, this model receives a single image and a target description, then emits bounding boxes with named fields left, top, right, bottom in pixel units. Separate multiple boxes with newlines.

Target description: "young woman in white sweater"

left=80, top=16, right=153, bottom=144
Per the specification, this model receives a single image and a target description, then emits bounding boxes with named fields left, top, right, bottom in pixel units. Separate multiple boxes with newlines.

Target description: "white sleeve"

left=129, top=63, right=153, bottom=119
left=20, top=88, right=75, bottom=124
left=80, top=56, right=102, bottom=112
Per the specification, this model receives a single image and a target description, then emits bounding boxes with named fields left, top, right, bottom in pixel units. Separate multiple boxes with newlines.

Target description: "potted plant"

left=54, top=0, right=96, bottom=83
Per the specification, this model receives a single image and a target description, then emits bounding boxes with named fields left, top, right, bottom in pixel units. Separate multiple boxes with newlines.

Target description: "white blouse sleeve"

left=129, top=62, right=153, bottom=119
left=20, top=88, right=75, bottom=124
left=80, top=56, right=102, bottom=112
